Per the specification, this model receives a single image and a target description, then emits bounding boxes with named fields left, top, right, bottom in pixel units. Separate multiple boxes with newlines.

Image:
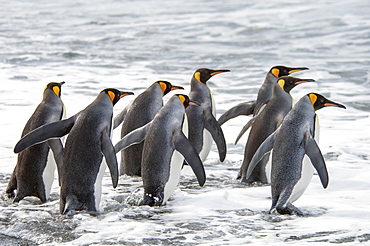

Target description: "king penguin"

left=113, top=81, right=183, bottom=177
left=246, top=93, right=346, bottom=215
left=218, top=66, right=309, bottom=127
left=186, top=68, right=229, bottom=162
left=6, top=82, right=65, bottom=203
left=238, top=76, right=315, bottom=184
left=14, top=88, right=134, bottom=215
left=114, top=94, right=205, bottom=206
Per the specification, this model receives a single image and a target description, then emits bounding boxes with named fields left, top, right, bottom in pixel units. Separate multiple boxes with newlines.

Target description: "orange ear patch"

left=277, top=79, right=285, bottom=90
left=309, top=93, right=317, bottom=105
left=108, top=91, right=115, bottom=102
left=159, top=82, right=167, bottom=93
left=271, top=68, right=280, bottom=77
left=53, top=86, right=60, bottom=97
left=178, top=95, right=186, bottom=104
left=194, top=72, right=201, bottom=83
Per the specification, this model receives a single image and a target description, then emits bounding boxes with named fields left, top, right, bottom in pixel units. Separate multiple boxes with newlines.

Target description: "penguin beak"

left=210, top=69, right=230, bottom=76
left=288, top=67, right=309, bottom=74
left=170, top=85, right=184, bottom=91
left=189, top=100, right=199, bottom=106
left=324, top=100, right=346, bottom=109
left=119, top=91, right=134, bottom=98
left=294, top=78, right=315, bottom=85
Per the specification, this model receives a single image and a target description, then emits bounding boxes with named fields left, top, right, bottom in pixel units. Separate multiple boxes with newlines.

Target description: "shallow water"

left=1, top=0, right=370, bottom=245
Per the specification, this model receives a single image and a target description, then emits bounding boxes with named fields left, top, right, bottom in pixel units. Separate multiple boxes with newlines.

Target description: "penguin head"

left=156, top=81, right=184, bottom=96
left=277, top=76, right=315, bottom=93
left=270, top=66, right=309, bottom=78
left=193, top=68, right=230, bottom=84
left=176, top=94, right=198, bottom=108
left=101, top=88, right=134, bottom=105
left=45, top=81, right=65, bottom=98
left=308, top=93, right=346, bottom=111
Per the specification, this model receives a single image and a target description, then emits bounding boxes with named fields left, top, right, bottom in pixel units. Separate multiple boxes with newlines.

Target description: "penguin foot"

left=273, top=203, right=304, bottom=217
left=63, top=209, right=77, bottom=217
left=240, top=179, right=268, bottom=187
left=139, top=193, right=163, bottom=206
left=5, top=189, right=15, bottom=199
left=62, top=209, right=99, bottom=217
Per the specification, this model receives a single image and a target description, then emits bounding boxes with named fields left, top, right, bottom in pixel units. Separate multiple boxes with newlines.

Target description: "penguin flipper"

left=304, top=133, right=329, bottom=188
left=48, top=139, right=64, bottom=186
left=113, top=103, right=130, bottom=129
left=101, top=129, right=118, bottom=188
left=246, top=130, right=277, bottom=179
left=204, top=109, right=226, bottom=162
left=174, top=131, right=206, bottom=186
left=234, top=117, right=256, bottom=144
left=235, top=103, right=266, bottom=144
left=14, top=115, right=77, bottom=153
left=114, top=122, right=151, bottom=153
left=254, top=101, right=268, bottom=116
left=218, top=101, right=255, bottom=125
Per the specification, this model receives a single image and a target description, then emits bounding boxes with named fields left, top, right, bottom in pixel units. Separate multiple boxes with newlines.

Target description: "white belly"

left=43, top=150, right=56, bottom=200
left=265, top=150, right=273, bottom=184
left=288, top=116, right=320, bottom=203
left=163, top=150, right=184, bottom=204
left=94, top=159, right=107, bottom=211
left=199, top=129, right=212, bottom=162
left=199, top=94, right=216, bottom=162
left=163, top=115, right=189, bottom=204
left=43, top=106, right=67, bottom=200
left=288, top=155, right=315, bottom=203
left=94, top=118, right=114, bottom=211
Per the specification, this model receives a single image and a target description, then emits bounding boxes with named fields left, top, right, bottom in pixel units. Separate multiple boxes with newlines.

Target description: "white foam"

left=0, top=0, right=369, bottom=245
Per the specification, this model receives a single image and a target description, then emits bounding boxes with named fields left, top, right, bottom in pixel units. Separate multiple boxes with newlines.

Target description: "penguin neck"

left=43, top=90, right=62, bottom=105
left=270, top=83, right=293, bottom=110
left=96, top=93, right=115, bottom=108
left=160, top=97, right=185, bottom=122
left=293, top=96, right=316, bottom=120
left=151, top=82, right=164, bottom=96
left=191, top=76, right=208, bottom=86
left=272, top=83, right=289, bottom=98
left=265, top=72, right=279, bottom=85
left=190, top=77, right=211, bottom=103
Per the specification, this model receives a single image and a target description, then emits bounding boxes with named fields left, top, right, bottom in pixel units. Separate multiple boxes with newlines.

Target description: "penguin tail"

left=10, top=187, right=47, bottom=203
left=62, top=196, right=79, bottom=215
left=6, top=174, right=17, bottom=199
left=61, top=195, right=97, bottom=215
left=61, top=196, right=79, bottom=215
left=276, top=203, right=304, bottom=217
left=6, top=187, right=16, bottom=200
